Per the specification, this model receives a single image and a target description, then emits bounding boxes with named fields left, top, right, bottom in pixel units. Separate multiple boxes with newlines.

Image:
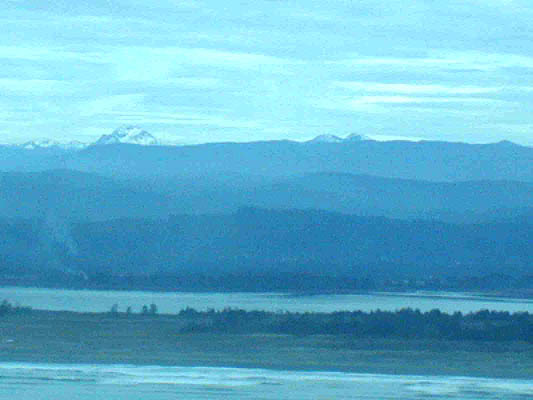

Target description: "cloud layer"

left=1, top=0, right=533, bottom=145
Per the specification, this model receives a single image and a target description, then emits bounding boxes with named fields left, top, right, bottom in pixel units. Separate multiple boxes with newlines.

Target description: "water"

left=0, top=363, right=530, bottom=400
left=0, top=287, right=531, bottom=314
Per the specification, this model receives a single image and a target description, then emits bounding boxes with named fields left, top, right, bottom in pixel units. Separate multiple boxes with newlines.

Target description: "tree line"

left=1, top=299, right=530, bottom=342
left=177, top=307, right=533, bottom=342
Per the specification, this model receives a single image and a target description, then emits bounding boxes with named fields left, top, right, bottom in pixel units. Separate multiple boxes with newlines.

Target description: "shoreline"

left=0, top=357, right=531, bottom=382
left=1, top=284, right=532, bottom=301
left=0, top=310, right=531, bottom=380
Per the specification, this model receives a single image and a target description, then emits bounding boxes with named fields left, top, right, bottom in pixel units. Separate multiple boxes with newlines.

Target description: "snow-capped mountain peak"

left=95, top=126, right=159, bottom=146
left=21, top=139, right=60, bottom=150
left=307, top=134, right=344, bottom=143
left=13, top=126, right=160, bottom=151
left=306, top=133, right=370, bottom=144
left=20, top=139, right=87, bottom=150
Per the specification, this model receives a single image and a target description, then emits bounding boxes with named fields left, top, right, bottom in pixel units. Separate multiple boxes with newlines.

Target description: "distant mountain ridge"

left=306, top=133, right=370, bottom=143
left=7, top=125, right=160, bottom=151
left=94, top=126, right=159, bottom=146
left=0, top=128, right=531, bottom=182
left=65, top=138, right=533, bottom=182
left=10, top=129, right=370, bottom=149
left=1, top=170, right=532, bottom=222
left=20, top=139, right=87, bottom=151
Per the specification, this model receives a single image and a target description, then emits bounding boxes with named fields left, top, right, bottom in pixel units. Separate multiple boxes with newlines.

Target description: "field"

left=0, top=310, right=531, bottom=379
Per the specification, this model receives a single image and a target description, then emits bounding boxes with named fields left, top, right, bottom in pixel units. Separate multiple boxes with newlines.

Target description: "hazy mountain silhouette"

left=2, top=137, right=532, bottom=286
left=63, top=139, right=532, bottom=182
left=1, top=169, right=532, bottom=222
left=240, top=172, right=533, bottom=221
left=1, top=209, right=530, bottom=279
left=0, top=170, right=179, bottom=221
left=2, top=138, right=531, bottom=181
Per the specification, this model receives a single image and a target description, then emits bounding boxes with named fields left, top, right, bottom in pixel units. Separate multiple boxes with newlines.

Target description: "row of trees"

left=0, top=300, right=31, bottom=316
left=178, top=307, right=533, bottom=342
left=2, top=297, right=531, bottom=342
left=109, top=303, right=158, bottom=315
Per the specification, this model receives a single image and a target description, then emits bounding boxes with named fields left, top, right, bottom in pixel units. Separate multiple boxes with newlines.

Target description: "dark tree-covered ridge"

left=1, top=208, right=531, bottom=286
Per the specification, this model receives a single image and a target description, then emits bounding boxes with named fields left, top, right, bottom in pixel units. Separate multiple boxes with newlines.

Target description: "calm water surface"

left=0, top=287, right=531, bottom=314
left=0, top=363, right=531, bottom=400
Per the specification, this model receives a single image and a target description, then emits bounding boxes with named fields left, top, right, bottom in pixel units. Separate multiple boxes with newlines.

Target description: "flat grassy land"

left=0, top=310, right=531, bottom=379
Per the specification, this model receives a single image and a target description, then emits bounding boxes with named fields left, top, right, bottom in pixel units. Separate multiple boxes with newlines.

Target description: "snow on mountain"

left=12, top=126, right=160, bottom=151
left=307, top=133, right=370, bottom=143
left=19, top=139, right=87, bottom=151
left=307, top=134, right=344, bottom=143
left=14, top=128, right=375, bottom=151
left=94, top=126, right=159, bottom=146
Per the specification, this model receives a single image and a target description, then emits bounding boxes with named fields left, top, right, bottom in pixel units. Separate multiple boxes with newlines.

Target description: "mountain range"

left=8, top=127, right=367, bottom=150
left=1, top=126, right=532, bottom=287
left=14, top=126, right=160, bottom=151
left=1, top=126, right=532, bottom=221
left=1, top=127, right=531, bottom=182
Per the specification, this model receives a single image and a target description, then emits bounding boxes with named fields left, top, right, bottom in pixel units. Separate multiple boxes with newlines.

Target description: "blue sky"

left=1, top=0, right=533, bottom=145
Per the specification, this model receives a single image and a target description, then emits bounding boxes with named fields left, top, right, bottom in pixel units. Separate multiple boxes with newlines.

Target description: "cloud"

left=110, top=46, right=299, bottom=81
left=0, top=46, right=107, bottom=64
left=78, top=94, right=146, bottom=117
left=2, top=1, right=533, bottom=146
left=121, top=0, right=200, bottom=10
left=348, top=96, right=506, bottom=105
left=332, top=81, right=501, bottom=95
left=329, top=50, right=533, bottom=71
left=164, top=77, right=223, bottom=89
left=100, top=111, right=260, bottom=129
left=0, top=79, right=72, bottom=95
left=479, top=122, right=533, bottom=135
left=312, top=94, right=509, bottom=116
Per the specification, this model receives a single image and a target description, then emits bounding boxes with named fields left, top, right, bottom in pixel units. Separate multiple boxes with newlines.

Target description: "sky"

left=1, top=0, right=533, bottom=146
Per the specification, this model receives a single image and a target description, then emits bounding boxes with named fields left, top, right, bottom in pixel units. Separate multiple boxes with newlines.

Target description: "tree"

left=0, top=300, right=12, bottom=316
left=110, top=303, right=119, bottom=314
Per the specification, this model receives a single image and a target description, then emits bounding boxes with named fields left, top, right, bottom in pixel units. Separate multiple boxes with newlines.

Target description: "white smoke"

left=40, top=210, right=78, bottom=257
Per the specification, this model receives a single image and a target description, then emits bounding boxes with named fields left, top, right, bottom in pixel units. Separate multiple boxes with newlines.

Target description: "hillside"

left=1, top=209, right=531, bottom=286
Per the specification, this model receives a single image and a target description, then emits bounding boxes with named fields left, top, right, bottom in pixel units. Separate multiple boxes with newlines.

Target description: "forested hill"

left=1, top=209, right=531, bottom=289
